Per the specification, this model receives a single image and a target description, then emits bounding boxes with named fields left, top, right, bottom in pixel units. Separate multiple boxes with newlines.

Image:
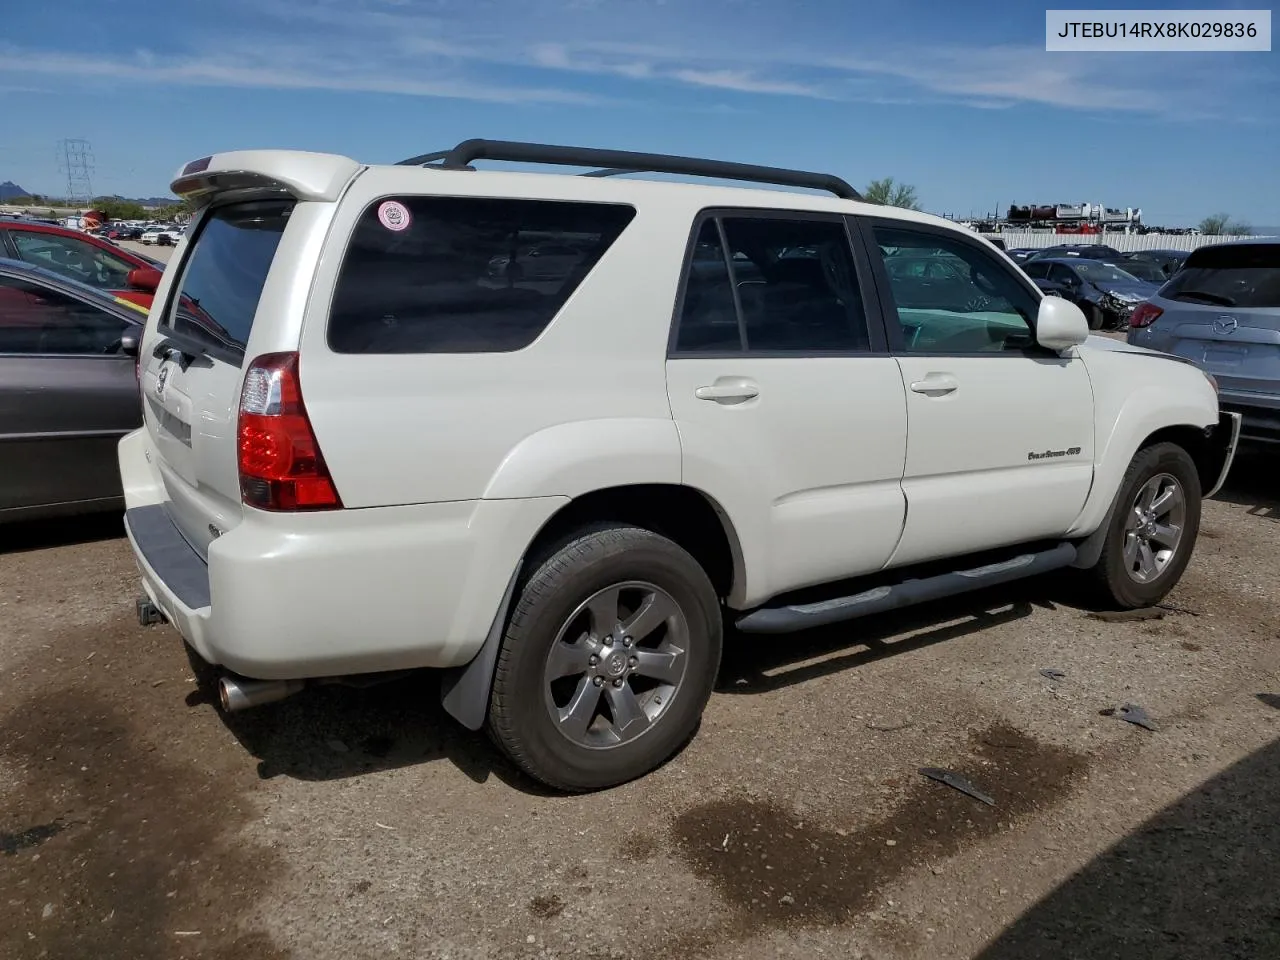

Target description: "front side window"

left=0, top=276, right=128, bottom=355
left=873, top=225, right=1037, bottom=354
left=327, top=197, right=635, bottom=354
left=672, top=214, right=870, bottom=354
left=11, top=232, right=135, bottom=290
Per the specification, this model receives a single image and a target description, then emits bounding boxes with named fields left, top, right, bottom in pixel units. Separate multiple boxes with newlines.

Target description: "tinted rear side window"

left=165, top=199, right=294, bottom=355
left=1161, top=244, right=1280, bottom=308
left=327, top=197, right=636, bottom=353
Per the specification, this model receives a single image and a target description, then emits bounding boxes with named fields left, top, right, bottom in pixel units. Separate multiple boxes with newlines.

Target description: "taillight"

left=1129, top=302, right=1163, bottom=328
left=236, top=352, right=342, bottom=511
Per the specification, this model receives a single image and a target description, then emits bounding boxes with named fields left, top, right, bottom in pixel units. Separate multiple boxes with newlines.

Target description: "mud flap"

left=1201, top=411, right=1242, bottom=500
left=439, top=560, right=523, bottom=731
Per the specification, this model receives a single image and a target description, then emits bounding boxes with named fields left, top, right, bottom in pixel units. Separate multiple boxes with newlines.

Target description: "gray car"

left=0, top=257, right=147, bottom=521
left=1129, top=239, right=1280, bottom=444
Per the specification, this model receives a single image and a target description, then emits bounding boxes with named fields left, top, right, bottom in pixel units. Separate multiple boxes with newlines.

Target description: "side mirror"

left=126, top=267, right=163, bottom=291
left=120, top=332, right=140, bottom=357
left=1036, top=295, right=1089, bottom=352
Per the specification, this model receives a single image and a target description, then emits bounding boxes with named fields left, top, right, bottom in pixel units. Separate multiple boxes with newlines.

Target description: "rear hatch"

left=139, top=199, right=295, bottom=556
left=1147, top=242, right=1280, bottom=396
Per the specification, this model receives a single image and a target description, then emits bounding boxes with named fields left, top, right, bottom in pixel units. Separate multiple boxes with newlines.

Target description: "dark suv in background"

left=1129, top=240, right=1280, bottom=444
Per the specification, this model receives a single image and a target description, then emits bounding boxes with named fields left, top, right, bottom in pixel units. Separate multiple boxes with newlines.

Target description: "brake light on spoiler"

left=237, top=352, right=342, bottom=511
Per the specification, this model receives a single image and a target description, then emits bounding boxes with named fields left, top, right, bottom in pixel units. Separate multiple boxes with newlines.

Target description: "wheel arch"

left=1069, top=421, right=1216, bottom=570
left=440, top=482, right=745, bottom=731
left=520, top=483, right=744, bottom=601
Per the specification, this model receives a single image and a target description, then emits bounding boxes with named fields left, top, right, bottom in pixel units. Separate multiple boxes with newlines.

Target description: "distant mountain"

left=93, top=193, right=180, bottom=207
left=0, top=181, right=29, bottom=201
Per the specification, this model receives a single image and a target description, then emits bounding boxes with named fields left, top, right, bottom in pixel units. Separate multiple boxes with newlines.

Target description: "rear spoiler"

left=170, top=150, right=364, bottom=207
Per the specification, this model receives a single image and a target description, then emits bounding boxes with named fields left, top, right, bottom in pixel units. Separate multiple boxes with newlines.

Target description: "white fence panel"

left=991, top=232, right=1269, bottom=253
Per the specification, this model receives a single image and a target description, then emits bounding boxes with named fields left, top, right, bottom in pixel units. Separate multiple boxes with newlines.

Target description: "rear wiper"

left=1171, top=290, right=1236, bottom=306
left=152, top=330, right=214, bottom=370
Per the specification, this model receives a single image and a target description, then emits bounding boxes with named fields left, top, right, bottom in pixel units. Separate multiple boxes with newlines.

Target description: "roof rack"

left=396, top=139, right=863, bottom=202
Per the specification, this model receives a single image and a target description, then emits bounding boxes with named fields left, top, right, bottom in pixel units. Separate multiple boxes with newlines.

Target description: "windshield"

left=1071, top=261, right=1141, bottom=283
left=1161, top=244, right=1280, bottom=308
left=162, top=199, right=294, bottom=356
left=1110, top=260, right=1164, bottom=282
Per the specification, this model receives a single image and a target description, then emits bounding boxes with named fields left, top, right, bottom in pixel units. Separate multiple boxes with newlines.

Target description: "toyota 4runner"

left=119, top=140, right=1241, bottom=791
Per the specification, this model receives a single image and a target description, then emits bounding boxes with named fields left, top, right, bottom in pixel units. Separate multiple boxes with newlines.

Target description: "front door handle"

left=910, top=374, right=959, bottom=396
left=695, top=380, right=760, bottom=403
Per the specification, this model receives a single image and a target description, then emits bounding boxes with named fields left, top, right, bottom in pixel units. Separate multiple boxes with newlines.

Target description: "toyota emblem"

left=1213, top=315, right=1238, bottom=335
left=155, top=365, right=170, bottom=398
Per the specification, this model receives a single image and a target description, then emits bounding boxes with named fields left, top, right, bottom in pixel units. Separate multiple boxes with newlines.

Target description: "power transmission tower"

left=57, top=138, right=95, bottom=205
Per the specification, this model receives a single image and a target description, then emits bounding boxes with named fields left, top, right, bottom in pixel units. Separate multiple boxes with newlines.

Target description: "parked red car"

left=0, top=219, right=163, bottom=309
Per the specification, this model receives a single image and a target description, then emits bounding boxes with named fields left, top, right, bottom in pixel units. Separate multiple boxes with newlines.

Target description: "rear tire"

left=487, top=525, right=722, bottom=792
left=1085, top=442, right=1201, bottom=609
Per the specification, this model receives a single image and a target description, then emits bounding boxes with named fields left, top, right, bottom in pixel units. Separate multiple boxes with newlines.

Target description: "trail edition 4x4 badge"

left=1027, top=446, right=1082, bottom=461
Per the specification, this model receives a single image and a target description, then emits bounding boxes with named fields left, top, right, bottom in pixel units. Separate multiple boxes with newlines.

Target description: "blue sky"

left=2, top=0, right=1277, bottom=226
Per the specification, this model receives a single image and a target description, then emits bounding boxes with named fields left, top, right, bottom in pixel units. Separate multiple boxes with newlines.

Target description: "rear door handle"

left=910, top=374, right=959, bottom=396
left=695, top=381, right=759, bottom=403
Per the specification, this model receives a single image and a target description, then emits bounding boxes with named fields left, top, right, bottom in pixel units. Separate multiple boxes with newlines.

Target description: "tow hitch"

left=136, top=597, right=167, bottom=626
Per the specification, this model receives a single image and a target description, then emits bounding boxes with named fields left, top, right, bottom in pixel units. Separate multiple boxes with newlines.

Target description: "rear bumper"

left=118, top=429, right=566, bottom=681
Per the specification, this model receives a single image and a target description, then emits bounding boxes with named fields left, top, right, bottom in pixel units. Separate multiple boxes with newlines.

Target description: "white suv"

left=119, top=140, right=1240, bottom=791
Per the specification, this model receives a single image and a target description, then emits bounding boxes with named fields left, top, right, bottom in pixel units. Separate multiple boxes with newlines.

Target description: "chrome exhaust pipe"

left=217, top=675, right=306, bottom=712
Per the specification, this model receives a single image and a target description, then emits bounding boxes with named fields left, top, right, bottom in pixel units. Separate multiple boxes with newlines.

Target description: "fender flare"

left=482, top=417, right=681, bottom=500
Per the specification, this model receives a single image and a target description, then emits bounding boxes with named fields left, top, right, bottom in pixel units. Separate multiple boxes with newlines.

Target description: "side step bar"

left=735, top=542, right=1078, bottom=635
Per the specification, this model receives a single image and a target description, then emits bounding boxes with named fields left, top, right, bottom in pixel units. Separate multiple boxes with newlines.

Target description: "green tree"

left=864, top=177, right=921, bottom=211
left=1199, top=213, right=1253, bottom=236
left=91, top=197, right=150, bottom=221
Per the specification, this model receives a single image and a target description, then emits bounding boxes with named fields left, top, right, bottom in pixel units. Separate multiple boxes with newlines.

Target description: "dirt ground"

left=2, top=450, right=1279, bottom=960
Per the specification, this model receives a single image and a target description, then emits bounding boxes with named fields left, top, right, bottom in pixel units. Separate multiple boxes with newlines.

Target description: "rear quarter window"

left=326, top=196, right=635, bottom=354
left=1161, top=243, right=1280, bottom=308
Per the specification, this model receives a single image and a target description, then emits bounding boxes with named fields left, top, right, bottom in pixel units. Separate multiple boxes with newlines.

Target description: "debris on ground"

left=919, top=767, right=996, bottom=806
left=1039, top=668, right=1066, bottom=681
left=866, top=719, right=913, bottom=732
left=1100, top=703, right=1159, bottom=731
left=1255, top=693, right=1280, bottom=710
left=1, top=820, right=68, bottom=855
left=1087, top=608, right=1165, bottom=623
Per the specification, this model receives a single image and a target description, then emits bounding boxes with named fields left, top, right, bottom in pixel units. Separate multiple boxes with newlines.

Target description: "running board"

left=735, top=542, right=1078, bottom=635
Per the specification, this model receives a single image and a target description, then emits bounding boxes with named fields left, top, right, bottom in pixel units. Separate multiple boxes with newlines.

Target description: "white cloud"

left=0, top=0, right=1270, bottom=122
left=668, top=69, right=828, bottom=98
left=0, top=45, right=599, bottom=105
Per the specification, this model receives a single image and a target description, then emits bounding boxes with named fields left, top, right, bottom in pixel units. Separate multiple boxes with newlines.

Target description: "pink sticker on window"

left=377, top=200, right=411, bottom=231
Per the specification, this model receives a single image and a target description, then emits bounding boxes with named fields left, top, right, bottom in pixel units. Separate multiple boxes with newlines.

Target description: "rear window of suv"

left=1161, top=243, right=1280, bottom=309
left=164, top=199, right=294, bottom=357
left=327, top=196, right=635, bottom=353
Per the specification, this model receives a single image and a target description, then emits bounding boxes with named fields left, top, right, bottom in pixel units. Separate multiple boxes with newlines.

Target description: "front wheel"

left=1084, top=304, right=1104, bottom=330
left=487, top=525, right=722, bottom=792
left=1085, top=442, right=1201, bottom=608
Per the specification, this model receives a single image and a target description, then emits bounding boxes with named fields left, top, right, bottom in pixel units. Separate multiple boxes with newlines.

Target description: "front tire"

left=1084, top=304, right=1104, bottom=330
left=487, top=525, right=722, bottom=792
left=1086, top=442, right=1201, bottom=608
